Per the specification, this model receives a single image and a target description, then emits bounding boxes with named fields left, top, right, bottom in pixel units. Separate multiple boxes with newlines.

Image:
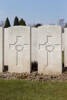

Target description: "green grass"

left=0, top=52, right=65, bottom=100
left=0, top=80, right=67, bottom=100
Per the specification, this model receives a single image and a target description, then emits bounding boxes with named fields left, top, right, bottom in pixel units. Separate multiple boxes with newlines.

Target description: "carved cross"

left=9, top=36, right=30, bottom=65
left=39, top=36, right=61, bottom=66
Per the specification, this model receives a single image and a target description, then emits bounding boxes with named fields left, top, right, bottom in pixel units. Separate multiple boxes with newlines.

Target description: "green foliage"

left=19, top=18, right=26, bottom=26
left=4, top=17, right=11, bottom=28
left=14, top=16, right=19, bottom=26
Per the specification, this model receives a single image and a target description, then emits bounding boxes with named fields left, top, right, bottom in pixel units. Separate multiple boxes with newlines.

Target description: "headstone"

left=0, top=27, right=3, bottom=72
left=32, top=26, right=62, bottom=75
left=64, top=28, right=67, bottom=67
left=31, top=28, right=38, bottom=62
left=4, top=26, right=30, bottom=73
left=62, top=33, right=64, bottom=51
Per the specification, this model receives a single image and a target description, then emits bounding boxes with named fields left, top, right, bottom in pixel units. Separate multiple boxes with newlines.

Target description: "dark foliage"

left=4, top=17, right=11, bottom=28
left=19, top=18, right=26, bottom=26
left=14, top=16, right=19, bottom=26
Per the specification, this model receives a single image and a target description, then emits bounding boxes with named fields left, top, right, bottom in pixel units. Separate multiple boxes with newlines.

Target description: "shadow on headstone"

left=31, top=61, right=38, bottom=73
left=3, top=65, right=8, bottom=72
left=62, top=65, right=67, bottom=72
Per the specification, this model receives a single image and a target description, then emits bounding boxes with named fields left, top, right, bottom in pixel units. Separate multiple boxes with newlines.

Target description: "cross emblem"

left=9, top=36, right=30, bottom=65
left=39, top=36, right=61, bottom=66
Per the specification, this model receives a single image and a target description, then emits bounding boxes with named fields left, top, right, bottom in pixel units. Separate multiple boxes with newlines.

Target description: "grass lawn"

left=0, top=80, right=67, bottom=100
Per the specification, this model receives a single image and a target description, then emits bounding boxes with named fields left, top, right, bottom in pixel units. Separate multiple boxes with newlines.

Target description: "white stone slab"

left=64, top=28, right=67, bottom=67
left=31, top=28, right=38, bottom=62
left=62, top=33, right=64, bottom=51
left=4, top=26, right=30, bottom=73
left=32, top=26, right=62, bottom=75
left=0, top=27, right=3, bottom=72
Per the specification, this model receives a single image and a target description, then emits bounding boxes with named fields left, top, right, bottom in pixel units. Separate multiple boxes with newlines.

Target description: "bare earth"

left=0, top=70, right=67, bottom=82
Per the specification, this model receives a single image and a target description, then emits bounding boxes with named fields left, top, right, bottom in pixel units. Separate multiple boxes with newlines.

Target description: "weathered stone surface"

left=31, top=28, right=38, bottom=62
left=64, top=28, right=67, bottom=67
left=0, top=25, right=63, bottom=75
left=62, top=33, right=64, bottom=51
left=0, top=27, right=3, bottom=72
left=4, top=26, right=30, bottom=73
left=32, top=26, right=62, bottom=75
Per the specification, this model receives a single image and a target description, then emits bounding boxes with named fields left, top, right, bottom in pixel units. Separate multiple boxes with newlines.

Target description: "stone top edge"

left=38, top=25, right=61, bottom=28
left=4, top=26, right=30, bottom=29
left=0, top=25, right=61, bottom=28
left=64, top=28, right=67, bottom=29
left=31, top=25, right=61, bottom=29
left=0, top=25, right=61, bottom=29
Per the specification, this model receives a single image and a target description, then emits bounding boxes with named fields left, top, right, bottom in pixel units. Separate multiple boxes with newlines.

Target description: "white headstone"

left=32, top=26, right=62, bottom=75
left=4, top=26, right=30, bottom=73
left=31, top=28, right=38, bottom=62
left=0, top=27, right=3, bottom=72
left=64, top=28, right=67, bottom=67
left=62, top=33, right=64, bottom=51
